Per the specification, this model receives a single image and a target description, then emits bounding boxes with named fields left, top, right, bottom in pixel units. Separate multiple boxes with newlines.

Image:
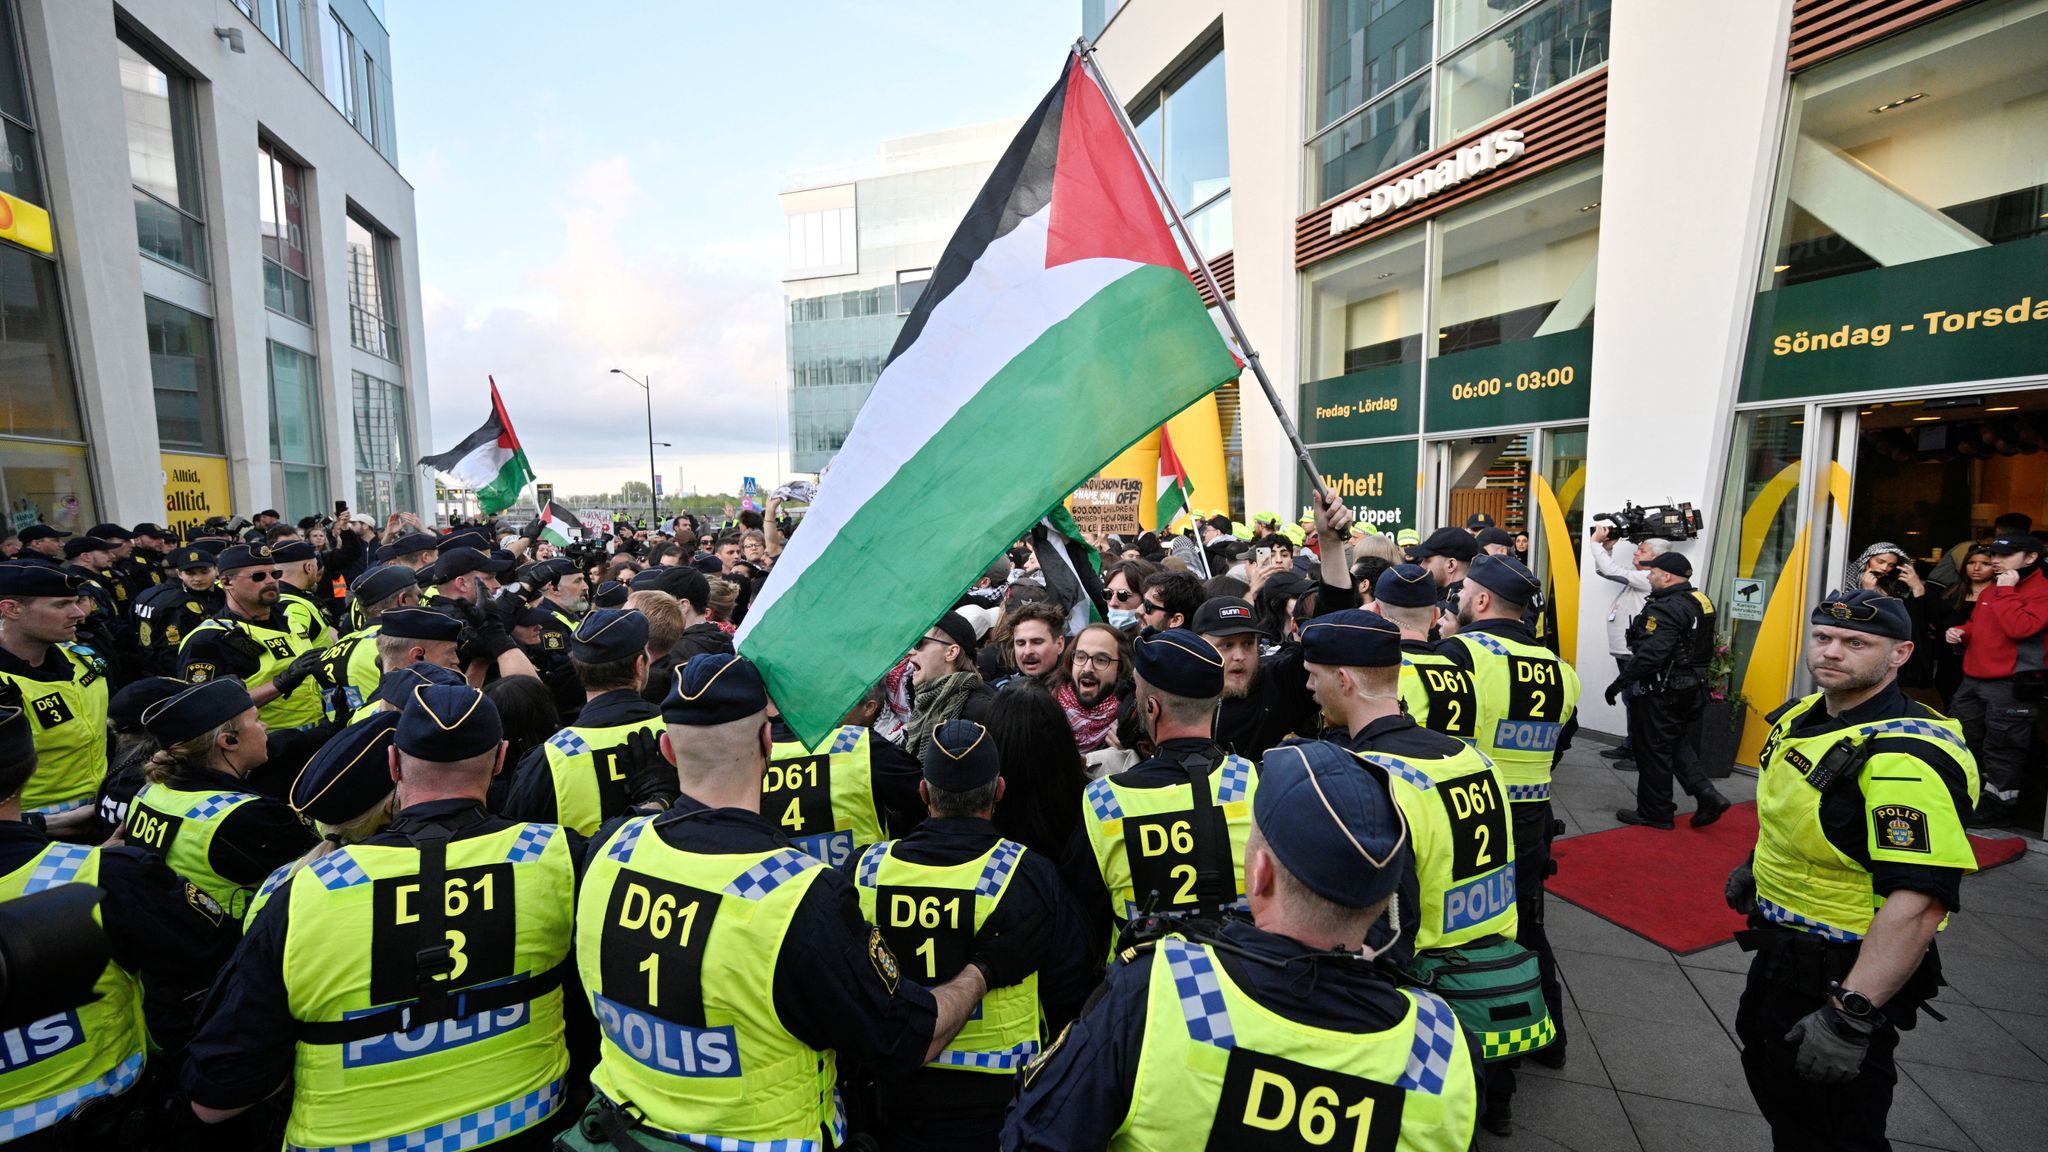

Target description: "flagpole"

left=1072, top=40, right=1332, bottom=508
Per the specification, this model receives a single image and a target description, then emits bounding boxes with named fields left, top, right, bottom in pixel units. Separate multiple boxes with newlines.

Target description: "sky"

left=387, top=1, right=1077, bottom=499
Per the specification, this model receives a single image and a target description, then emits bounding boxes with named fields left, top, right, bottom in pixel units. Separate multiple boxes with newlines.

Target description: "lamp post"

left=610, top=369, right=658, bottom=525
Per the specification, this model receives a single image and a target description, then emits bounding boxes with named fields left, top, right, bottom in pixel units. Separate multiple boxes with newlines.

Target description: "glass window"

left=359, top=51, right=379, bottom=148
left=1437, top=0, right=1610, bottom=144
left=784, top=204, right=857, bottom=277
left=118, top=32, right=208, bottom=277
left=1083, top=0, right=1129, bottom=41
left=246, top=0, right=306, bottom=67
left=268, top=341, right=322, bottom=466
left=1434, top=161, right=1600, bottom=355
left=320, top=7, right=356, bottom=124
left=1303, top=227, right=1426, bottom=380
left=0, top=439, right=94, bottom=535
left=895, top=268, right=930, bottom=315
left=352, top=371, right=412, bottom=517
left=1130, top=45, right=1232, bottom=257
left=346, top=213, right=400, bottom=361
left=1704, top=407, right=1807, bottom=762
left=0, top=244, right=81, bottom=441
left=258, top=142, right=313, bottom=323
left=1440, top=0, right=1534, bottom=53
left=1763, top=0, right=2048, bottom=289
left=145, top=297, right=222, bottom=455
left=0, top=2, right=40, bottom=207
left=1310, top=72, right=1431, bottom=204
left=1314, top=0, right=1434, bottom=134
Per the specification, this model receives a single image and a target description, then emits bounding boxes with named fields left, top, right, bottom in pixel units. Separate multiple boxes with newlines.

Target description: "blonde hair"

left=628, top=590, right=685, bottom=653
left=706, top=579, right=739, bottom=623
left=143, top=722, right=233, bottom=784
left=282, top=795, right=395, bottom=883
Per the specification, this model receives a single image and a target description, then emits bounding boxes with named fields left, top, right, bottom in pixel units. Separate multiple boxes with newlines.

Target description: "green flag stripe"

left=476, top=447, right=533, bottom=516
left=743, top=264, right=1234, bottom=741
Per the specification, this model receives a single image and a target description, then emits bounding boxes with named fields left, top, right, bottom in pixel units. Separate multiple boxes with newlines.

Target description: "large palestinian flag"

left=419, top=377, right=533, bottom=516
left=739, top=52, right=1240, bottom=743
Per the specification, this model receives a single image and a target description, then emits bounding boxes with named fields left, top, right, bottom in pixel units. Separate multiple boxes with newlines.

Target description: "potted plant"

left=1698, top=639, right=1750, bottom=779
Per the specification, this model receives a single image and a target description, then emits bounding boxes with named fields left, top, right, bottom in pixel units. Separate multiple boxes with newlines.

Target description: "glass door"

left=1530, top=425, right=1587, bottom=662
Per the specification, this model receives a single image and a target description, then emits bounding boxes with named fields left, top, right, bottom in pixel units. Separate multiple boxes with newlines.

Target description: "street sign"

left=1729, top=575, right=1768, bottom=622
left=741, top=476, right=759, bottom=512
left=653, top=473, right=663, bottom=497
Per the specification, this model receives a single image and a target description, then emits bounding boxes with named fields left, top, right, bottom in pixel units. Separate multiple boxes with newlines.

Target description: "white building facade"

left=3, top=0, right=429, bottom=541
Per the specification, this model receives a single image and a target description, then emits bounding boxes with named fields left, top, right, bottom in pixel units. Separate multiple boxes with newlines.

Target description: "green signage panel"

left=1741, top=234, right=2048, bottom=403
left=1299, top=439, right=1420, bottom=535
left=1424, top=327, right=1594, bottom=433
left=1298, top=362, right=1421, bottom=443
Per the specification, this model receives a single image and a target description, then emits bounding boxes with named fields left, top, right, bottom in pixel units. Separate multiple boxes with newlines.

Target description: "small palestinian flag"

left=419, top=377, right=533, bottom=516
left=539, top=501, right=583, bottom=546
left=1156, top=425, right=1194, bottom=530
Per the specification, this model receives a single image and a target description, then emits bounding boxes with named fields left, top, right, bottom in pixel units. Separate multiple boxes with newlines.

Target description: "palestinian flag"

left=737, top=51, right=1240, bottom=743
left=419, top=377, right=533, bottom=516
left=539, top=500, right=583, bottom=546
left=1033, top=504, right=1106, bottom=636
left=1156, top=424, right=1194, bottom=530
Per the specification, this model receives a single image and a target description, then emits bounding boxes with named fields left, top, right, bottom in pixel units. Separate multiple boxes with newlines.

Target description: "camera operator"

left=1590, top=523, right=1674, bottom=764
left=1605, top=552, right=1733, bottom=830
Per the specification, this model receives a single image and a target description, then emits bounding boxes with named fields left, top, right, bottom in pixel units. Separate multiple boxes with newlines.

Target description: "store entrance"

left=1841, top=390, right=2048, bottom=569
left=1429, top=425, right=1588, bottom=658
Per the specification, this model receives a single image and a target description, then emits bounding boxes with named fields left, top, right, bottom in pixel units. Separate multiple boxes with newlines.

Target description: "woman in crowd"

left=1847, top=541, right=1933, bottom=688
left=1101, top=559, right=1158, bottom=633
left=984, top=678, right=1089, bottom=858
left=1933, top=543, right=1998, bottom=705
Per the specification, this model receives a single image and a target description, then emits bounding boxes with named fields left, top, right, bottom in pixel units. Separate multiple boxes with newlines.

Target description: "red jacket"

left=1957, top=566, right=2048, bottom=679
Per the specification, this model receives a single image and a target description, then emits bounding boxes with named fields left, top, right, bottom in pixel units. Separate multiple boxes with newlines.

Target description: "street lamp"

left=610, top=368, right=659, bottom=524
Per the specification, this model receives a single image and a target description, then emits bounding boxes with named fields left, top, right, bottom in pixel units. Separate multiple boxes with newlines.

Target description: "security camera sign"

left=1729, top=576, right=1769, bottom=622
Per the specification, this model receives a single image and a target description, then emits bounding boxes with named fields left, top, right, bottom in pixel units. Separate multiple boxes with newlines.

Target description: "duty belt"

left=1505, top=783, right=1550, bottom=803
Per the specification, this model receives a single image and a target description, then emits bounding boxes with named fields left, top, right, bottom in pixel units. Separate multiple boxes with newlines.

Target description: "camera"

left=1593, top=501, right=1704, bottom=543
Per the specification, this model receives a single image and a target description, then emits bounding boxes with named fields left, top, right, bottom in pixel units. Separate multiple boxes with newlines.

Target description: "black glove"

left=215, top=625, right=270, bottom=674
left=269, top=647, right=326, bottom=698
left=969, top=910, right=1054, bottom=989
left=471, top=596, right=518, bottom=659
left=520, top=518, right=544, bottom=542
left=1785, top=1001, right=1876, bottom=1083
left=620, top=728, right=677, bottom=809
left=1724, top=858, right=1756, bottom=916
left=1604, top=679, right=1626, bottom=706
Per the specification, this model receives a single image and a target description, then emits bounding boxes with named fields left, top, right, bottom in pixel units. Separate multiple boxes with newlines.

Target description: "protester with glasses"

left=1136, top=568, right=1204, bottom=632
left=178, top=544, right=331, bottom=731
left=1101, top=558, right=1158, bottom=632
left=1054, top=623, right=1132, bottom=753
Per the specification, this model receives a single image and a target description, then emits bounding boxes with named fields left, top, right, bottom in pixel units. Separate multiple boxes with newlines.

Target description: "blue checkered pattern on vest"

left=853, top=842, right=891, bottom=889
left=975, top=840, right=1025, bottom=898
left=253, top=861, right=296, bottom=906
left=931, top=1038, right=1042, bottom=1071
left=724, top=850, right=820, bottom=902
left=309, top=849, right=370, bottom=890
left=605, top=816, right=653, bottom=862
left=1505, top=783, right=1551, bottom=802
left=1361, top=752, right=1437, bottom=792
left=1757, top=896, right=1864, bottom=942
left=504, top=824, right=557, bottom=864
left=828, top=726, right=864, bottom=755
left=1464, top=633, right=1511, bottom=656
left=1085, top=778, right=1123, bottom=822
left=636, top=1089, right=846, bottom=1152
left=1394, top=990, right=1461, bottom=1095
left=1215, top=756, right=1253, bottom=803
left=546, top=729, right=590, bottom=758
left=25, top=841, right=92, bottom=892
left=1163, top=938, right=1236, bottom=1050
left=286, top=1076, right=564, bottom=1152
left=0, top=1051, right=143, bottom=1141
left=1864, top=717, right=1970, bottom=754
left=186, top=791, right=257, bottom=819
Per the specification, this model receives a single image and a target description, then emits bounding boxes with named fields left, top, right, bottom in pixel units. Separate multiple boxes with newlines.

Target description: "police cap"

left=142, top=678, right=255, bottom=747
left=396, top=682, right=503, bottom=762
left=1374, top=563, right=1437, bottom=609
left=174, top=547, right=217, bottom=572
left=214, top=544, right=275, bottom=573
left=16, top=525, right=67, bottom=545
left=375, top=660, right=465, bottom=707
left=1643, top=552, right=1692, bottom=578
left=192, top=539, right=229, bottom=558
left=439, top=528, right=491, bottom=553
left=661, top=653, right=767, bottom=726
left=633, top=565, right=710, bottom=610
left=1133, top=629, right=1224, bottom=699
left=592, top=580, right=629, bottom=608
left=1477, top=526, right=1516, bottom=551
left=1466, top=554, right=1544, bottom=604
left=87, top=523, right=132, bottom=542
left=1465, top=512, right=1496, bottom=530
left=525, top=558, right=578, bottom=587
left=109, top=677, right=186, bottom=733
left=269, top=540, right=318, bottom=563
left=0, top=560, right=87, bottom=597
left=922, top=719, right=1000, bottom=793
left=572, top=607, right=648, bottom=662
left=350, top=564, right=418, bottom=605
left=1411, top=527, right=1479, bottom=562
left=1811, top=590, right=1911, bottom=641
left=292, top=712, right=399, bottom=824
left=131, top=523, right=169, bottom=541
left=1191, top=597, right=1260, bottom=638
left=1300, top=609, right=1401, bottom=668
left=62, top=537, right=114, bottom=560
left=1254, top=740, right=1410, bottom=908
left=429, top=547, right=512, bottom=584
left=379, top=606, right=464, bottom=643
left=385, top=531, right=440, bottom=558
left=0, top=704, right=28, bottom=769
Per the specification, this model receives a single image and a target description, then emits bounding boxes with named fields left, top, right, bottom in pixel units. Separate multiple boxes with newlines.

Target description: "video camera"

left=1594, top=501, right=1704, bottom=543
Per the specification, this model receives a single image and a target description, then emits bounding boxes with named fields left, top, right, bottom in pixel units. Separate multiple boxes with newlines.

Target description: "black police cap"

left=634, top=565, right=711, bottom=610
left=174, top=547, right=217, bottom=572
left=0, top=704, right=31, bottom=768
left=1411, top=527, right=1479, bottom=562
left=572, top=608, right=648, bottom=663
left=661, top=653, right=768, bottom=726
left=292, top=712, right=399, bottom=824
left=350, top=564, right=419, bottom=605
left=921, top=719, right=1000, bottom=792
left=395, top=682, right=503, bottom=762
left=269, top=540, right=317, bottom=563
left=1300, top=609, right=1402, bottom=668
left=1192, top=597, right=1260, bottom=638
left=0, top=560, right=86, bottom=597
left=86, top=523, right=131, bottom=541
left=131, top=523, right=169, bottom=540
left=61, top=537, right=113, bottom=560
left=1811, top=590, right=1911, bottom=641
left=17, top=525, right=67, bottom=544
left=592, top=580, right=629, bottom=608
left=439, top=529, right=491, bottom=553
left=1465, top=512, right=1496, bottom=530
left=1255, top=740, right=1410, bottom=908
left=1466, top=554, right=1544, bottom=604
left=379, top=606, right=465, bottom=643
left=1477, top=526, right=1516, bottom=550
left=1643, top=552, right=1692, bottom=578
left=215, top=544, right=276, bottom=573
left=525, top=558, right=579, bottom=586
left=429, top=547, right=511, bottom=584
left=142, top=678, right=255, bottom=747
left=109, top=677, right=186, bottom=733
left=1133, top=629, right=1225, bottom=699
left=386, top=531, right=440, bottom=558
left=192, top=539, right=229, bottom=557
left=1374, top=563, right=1437, bottom=609
left=375, top=660, right=465, bottom=707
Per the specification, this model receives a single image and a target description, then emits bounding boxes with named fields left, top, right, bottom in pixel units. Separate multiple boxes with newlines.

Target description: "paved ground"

left=1484, top=742, right=2048, bottom=1152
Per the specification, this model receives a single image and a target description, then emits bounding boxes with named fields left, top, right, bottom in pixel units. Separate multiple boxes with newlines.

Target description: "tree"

left=619, top=481, right=652, bottom=506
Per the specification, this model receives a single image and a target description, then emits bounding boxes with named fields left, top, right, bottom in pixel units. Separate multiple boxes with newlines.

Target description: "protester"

left=1944, top=531, right=2048, bottom=824
left=1932, top=543, right=1996, bottom=703
left=984, top=677, right=1090, bottom=858
left=1053, top=622, right=1129, bottom=752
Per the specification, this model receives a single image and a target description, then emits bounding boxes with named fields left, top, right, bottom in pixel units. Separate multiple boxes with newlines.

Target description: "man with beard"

left=177, top=545, right=328, bottom=731
left=1413, top=525, right=1480, bottom=625
left=1201, top=493, right=1359, bottom=760
left=904, top=610, right=994, bottom=757
left=1005, top=600, right=1070, bottom=686
left=1055, top=623, right=1129, bottom=752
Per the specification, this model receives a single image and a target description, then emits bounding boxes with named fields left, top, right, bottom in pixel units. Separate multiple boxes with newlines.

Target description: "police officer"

left=82, top=524, right=141, bottom=616
left=1412, top=526, right=1480, bottom=620
left=117, top=523, right=170, bottom=607
left=1003, top=739, right=1484, bottom=1150
left=178, top=544, right=327, bottom=731
left=1069, top=629, right=1259, bottom=961
left=57, top=536, right=122, bottom=675
left=16, top=524, right=67, bottom=564
left=1607, top=551, right=1732, bottom=830
left=1433, top=553, right=1580, bottom=1068
left=378, top=529, right=441, bottom=571
left=0, top=561, right=109, bottom=833
left=765, top=693, right=925, bottom=866
left=846, top=719, right=1094, bottom=1152
left=1303, top=607, right=1537, bottom=1133
left=269, top=539, right=334, bottom=647
left=1725, top=590, right=1978, bottom=1151
left=185, top=682, right=582, bottom=1151
left=426, top=546, right=539, bottom=682
left=133, top=547, right=222, bottom=676
left=518, top=557, right=585, bottom=718
left=0, top=704, right=238, bottom=1147
left=569, top=653, right=1021, bottom=1149
left=502, top=607, right=676, bottom=832
left=239, top=712, right=404, bottom=929
left=1377, top=563, right=1479, bottom=740
left=308, top=564, right=422, bottom=719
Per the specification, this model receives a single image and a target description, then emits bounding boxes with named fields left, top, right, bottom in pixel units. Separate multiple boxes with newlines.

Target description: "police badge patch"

left=184, top=880, right=226, bottom=926
left=1872, top=804, right=1930, bottom=853
left=867, top=927, right=900, bottom=993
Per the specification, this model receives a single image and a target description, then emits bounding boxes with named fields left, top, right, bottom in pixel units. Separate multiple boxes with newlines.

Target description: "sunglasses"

left=1141, top=599, right=1168, bottom=615
left=240, top=570, right=276, bottom=583
left=1108, top=587, right=1138, bottom=604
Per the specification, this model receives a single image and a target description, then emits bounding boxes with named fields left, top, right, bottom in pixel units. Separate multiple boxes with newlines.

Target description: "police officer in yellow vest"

left=568, top=653, right=1024, bottom=1151
left=1070, top=628, right=1259, bottom=962
left=178, top=544, right=328, bottom=731
left=1375, top=564, right=1479, bottom=741
left=0, top=560, right=110, bottom=836
left=1430, top=554, right=1579, bottom=1070
left=185, top=682, right=583, bottom=1151
left=1605, top=551, right=1733, bottom=830
left=1725, top=590, right=1979, bottom=1151
left=845, top=719, right=1093, bottom=1152
left=271, top=539, right=335, bottom=648
left=764, top=698, right=925, bottom=868
left=308, top=565, right=426, bottom=721
left=1003, top=739, right=1485, bottom=1151
left=503, top=607, right=678, bottom=832
left=0, top=704, right=238, bottom=1148
left=1303, top=606, right=1534, bottom=1135
left=126, top=678, right=314, bottom=922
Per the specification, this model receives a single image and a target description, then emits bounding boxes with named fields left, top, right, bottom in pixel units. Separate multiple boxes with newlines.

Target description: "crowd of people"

left=0, top=485, right=2005, bottom=1151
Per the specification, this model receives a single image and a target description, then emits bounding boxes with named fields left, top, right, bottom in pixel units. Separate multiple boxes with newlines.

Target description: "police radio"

left=1593, top=501, right=1705, bottom=543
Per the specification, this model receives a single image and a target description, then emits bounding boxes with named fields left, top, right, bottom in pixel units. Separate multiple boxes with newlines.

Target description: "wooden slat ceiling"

left=1788, top=0, right=1984, bottom=72
left=1189, top=250, right=1234, bottom=307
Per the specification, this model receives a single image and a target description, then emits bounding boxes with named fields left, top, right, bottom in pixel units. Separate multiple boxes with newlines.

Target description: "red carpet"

left=1546, top=802, right=2031, bottom=954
